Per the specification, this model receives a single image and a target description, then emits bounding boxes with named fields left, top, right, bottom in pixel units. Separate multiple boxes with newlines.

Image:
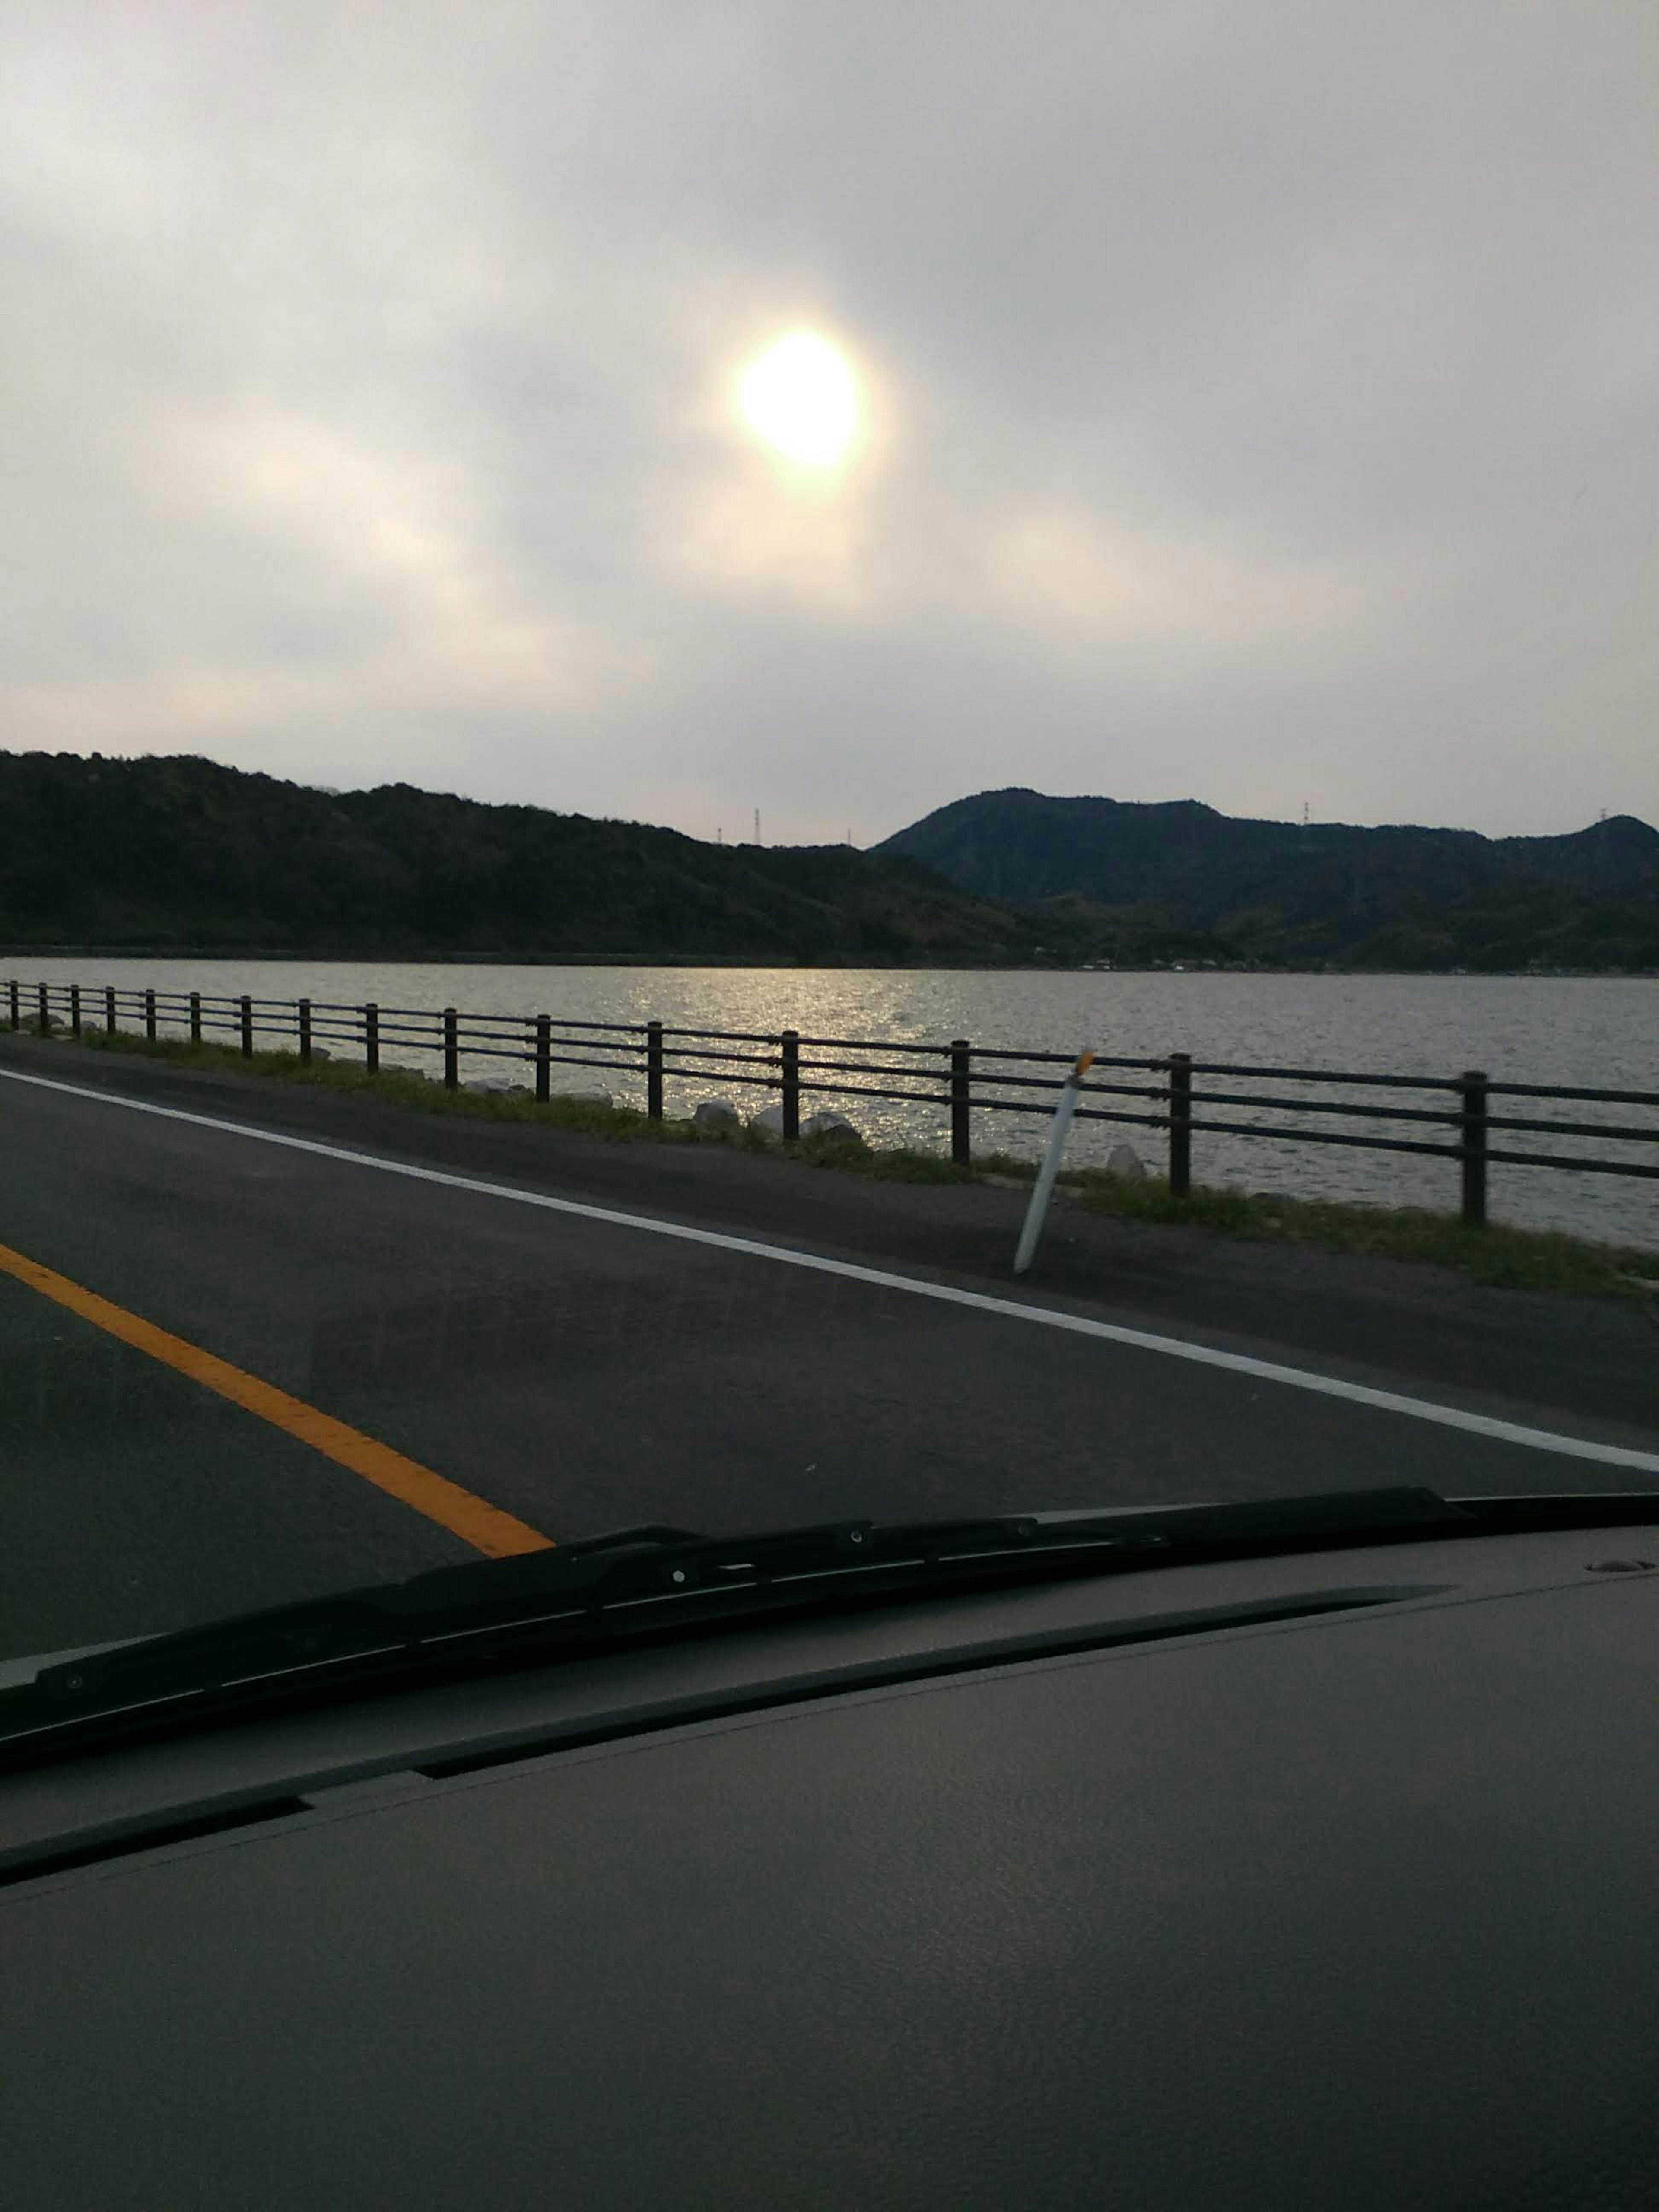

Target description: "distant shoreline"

left=4, top=946, right=1654, bottom=980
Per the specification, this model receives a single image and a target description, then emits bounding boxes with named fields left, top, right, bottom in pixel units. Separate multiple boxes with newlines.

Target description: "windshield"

left=0, top=4, right=1655, bottom=1676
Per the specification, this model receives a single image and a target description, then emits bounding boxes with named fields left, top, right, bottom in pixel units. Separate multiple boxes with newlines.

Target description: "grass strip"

left=1065, top=1165, right=1658, bottom=1299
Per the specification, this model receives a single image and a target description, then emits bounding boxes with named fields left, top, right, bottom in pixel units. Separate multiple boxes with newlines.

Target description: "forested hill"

left=878, top=788, right=1659, bottom=971
left=6, top=755, right=1656, bottom=970
left=0, top=753, right=1023, bottom=963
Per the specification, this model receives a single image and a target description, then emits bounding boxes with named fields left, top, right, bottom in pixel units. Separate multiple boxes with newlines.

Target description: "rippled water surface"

left=17, top=959, right=1657, bottom=1250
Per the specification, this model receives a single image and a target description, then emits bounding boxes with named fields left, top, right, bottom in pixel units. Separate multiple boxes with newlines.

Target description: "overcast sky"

left=3, top=2, right=1655, bottom=844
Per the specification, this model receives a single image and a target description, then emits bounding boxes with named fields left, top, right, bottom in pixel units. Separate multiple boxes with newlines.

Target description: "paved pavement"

left=2, top=1033, right=1655, bottom=1663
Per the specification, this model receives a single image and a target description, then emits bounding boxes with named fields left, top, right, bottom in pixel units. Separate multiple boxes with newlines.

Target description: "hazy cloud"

left=2, top=0, right=1655, bottom=839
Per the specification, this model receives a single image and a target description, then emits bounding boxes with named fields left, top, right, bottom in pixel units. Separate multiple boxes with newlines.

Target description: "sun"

left=738, top=332, right=858, bottom=468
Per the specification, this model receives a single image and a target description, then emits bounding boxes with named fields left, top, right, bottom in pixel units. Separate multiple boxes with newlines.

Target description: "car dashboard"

left=1, top=1518, right=1655, bottom=2210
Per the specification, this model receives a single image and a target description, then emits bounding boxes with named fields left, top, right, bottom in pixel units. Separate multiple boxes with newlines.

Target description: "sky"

left=2, top=2, right=1655, bottom=846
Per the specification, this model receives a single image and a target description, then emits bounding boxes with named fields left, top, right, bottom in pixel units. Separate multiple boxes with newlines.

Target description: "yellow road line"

left=0, top=1239, right=553, bottom=1559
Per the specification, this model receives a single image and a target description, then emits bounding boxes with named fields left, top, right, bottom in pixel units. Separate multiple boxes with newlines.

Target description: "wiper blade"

left=0, top=1487, right=1473, bottom=1763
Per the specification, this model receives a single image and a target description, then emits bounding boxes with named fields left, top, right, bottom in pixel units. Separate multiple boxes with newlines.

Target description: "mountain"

left=877, top=789, right=1659, bottom=971
left=7, top=756, right=1654, bottom=971
left=0, top=752, right=1023, bottom=965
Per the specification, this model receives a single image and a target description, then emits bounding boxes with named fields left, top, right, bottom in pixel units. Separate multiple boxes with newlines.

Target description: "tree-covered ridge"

left=878, top=788, right=1659, bottom=972
left=4, top=754, right=1655, bottom=970
left=0, top=752, right=1023, bottom=963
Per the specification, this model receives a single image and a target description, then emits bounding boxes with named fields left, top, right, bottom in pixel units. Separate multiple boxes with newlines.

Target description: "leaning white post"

left=1013, top=1048, right=1096, bottom=1276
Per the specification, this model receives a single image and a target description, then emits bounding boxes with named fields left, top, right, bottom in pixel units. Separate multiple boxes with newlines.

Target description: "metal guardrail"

left=8, top=978, right=1657, bottom=1229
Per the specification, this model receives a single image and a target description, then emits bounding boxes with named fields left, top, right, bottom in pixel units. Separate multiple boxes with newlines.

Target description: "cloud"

left=0, top=0, right=1655, bottom=839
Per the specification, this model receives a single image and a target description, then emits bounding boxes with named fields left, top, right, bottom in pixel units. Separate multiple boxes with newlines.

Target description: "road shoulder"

left=3, top=1030, right=1654, bottom=1441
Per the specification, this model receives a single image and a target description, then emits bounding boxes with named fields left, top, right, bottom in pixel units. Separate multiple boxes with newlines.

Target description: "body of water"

left=14, top=959, right=1657, bottom=1252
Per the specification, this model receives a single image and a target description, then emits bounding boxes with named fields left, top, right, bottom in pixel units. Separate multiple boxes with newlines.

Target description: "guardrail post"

left=38, top=982, right=49, bottom=1033
left=189, top=991, right=202, bottom=1046
left=144, top=988, right=157, bottom=1042
left=70, top=984, right=81, bottom=1039
left=365, top=1003, right=379, bottom=1074
left=443, top=1007, right=459, bottom=1090
left=240, top=995, right=253, bottom=1057
left=1168, top=1052, right=1192, bottom=1197
left=105, top=985, right=116, bottom=1036
left=534, top=1014, right=550, bottom=1102
left=298, top=998, right=312, bottom=1065
left=950, top=1039, right=972, bottom=1166
left=8, top=979, right=19, bottom=1031
left=646, top=1020, right=664, bottom=1120
left=1459, top=1069, right=1488, bottom=1227
left=781, top=1029, right=800, bottom=1141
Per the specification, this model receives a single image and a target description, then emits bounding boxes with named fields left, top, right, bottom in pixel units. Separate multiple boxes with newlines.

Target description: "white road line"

left=5, top=1061, right=1658, bottom=1477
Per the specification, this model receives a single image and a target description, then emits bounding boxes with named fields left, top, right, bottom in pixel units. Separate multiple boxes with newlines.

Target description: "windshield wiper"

left=0, top=1486, right=1553, bottom=1766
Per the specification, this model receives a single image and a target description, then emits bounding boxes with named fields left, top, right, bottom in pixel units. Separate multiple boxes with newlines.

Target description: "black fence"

left=9, top=977, right=1658, bottom=1231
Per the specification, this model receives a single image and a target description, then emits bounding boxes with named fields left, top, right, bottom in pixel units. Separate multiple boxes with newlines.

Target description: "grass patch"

left=50, top=1022, right=687, bottom=1143
left=1069, top=1167, right=1659, bottom=1300
left=973, top=1150, right=1040, bottom=1182
left=799, top=1134, right=972, bottom=1184
left=48, top=1024, right=980, bottom=1182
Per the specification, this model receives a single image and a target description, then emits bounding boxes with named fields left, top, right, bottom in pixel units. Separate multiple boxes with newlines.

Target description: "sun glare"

left=738, top=332, right=858, bottom=468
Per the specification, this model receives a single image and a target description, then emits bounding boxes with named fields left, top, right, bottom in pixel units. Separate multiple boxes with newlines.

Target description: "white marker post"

left=1013, top=1047, right=1096, bottom=1276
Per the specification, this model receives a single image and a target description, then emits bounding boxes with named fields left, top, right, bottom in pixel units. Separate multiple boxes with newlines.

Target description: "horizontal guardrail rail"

left=8, top=976, right=1656, bottom=1229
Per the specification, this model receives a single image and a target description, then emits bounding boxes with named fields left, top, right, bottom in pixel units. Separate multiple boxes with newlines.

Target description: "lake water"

left=14, top=958, right=1657, bottom=1252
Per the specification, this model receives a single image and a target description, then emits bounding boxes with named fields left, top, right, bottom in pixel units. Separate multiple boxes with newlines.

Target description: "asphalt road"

left=3, top=1037, right=1656, bottom=1663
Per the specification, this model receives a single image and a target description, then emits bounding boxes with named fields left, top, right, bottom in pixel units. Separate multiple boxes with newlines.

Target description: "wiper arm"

left=0, top=1487, right=1474, bottom=1764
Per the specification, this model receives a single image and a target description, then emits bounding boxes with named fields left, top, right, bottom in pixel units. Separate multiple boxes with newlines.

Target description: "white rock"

left=563, top=1087, right=613, bottom=1110
left=801, top=1109, right=867, bottom=1149
left=750, top=1103, right=788, bottom=1141
left=693, top=1099, right=742, bottom=1134
left=1104, top=1142, right=1148, bottom=1180
left=464, top=1076, right=524, bottom=1095
left=311, top=1047, right=331, bottom=1062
